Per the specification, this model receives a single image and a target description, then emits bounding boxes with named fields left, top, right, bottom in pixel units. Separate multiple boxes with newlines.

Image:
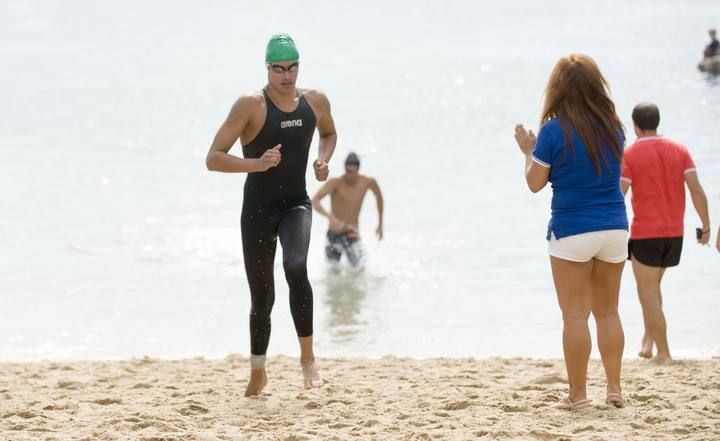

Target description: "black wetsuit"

left=241, top=89, right=317, bottom=356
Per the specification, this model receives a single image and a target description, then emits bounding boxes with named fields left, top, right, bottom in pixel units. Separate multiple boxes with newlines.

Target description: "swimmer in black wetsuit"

left=206, top=33, right=337, bottom=396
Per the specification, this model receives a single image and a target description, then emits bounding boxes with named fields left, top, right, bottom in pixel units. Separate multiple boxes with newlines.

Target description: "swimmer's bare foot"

left=244, top=368, right=268, bottom=397
left=650, top=354, right=672, bottom=365
left=301, top=361, right=323, bottom=389
left=638, top=335, right=653, bottom=359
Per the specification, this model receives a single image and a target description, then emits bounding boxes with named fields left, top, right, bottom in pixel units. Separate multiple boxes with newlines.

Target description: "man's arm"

left=305, top=90, right=337, bottom=181
left=620, top=179, right=630, bottom=196
left=368, top=178, right=384, bottom=240
left=311, top=179, right=348, bottom=232
left=685, top=171, right=711, bottom=244
left=311, top=179, right=338, bottom=219
left=206, top=96, right=278, bottom=173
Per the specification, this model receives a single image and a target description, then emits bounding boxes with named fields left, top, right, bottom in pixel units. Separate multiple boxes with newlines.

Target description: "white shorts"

left=549, top=230, right=628, bottom=263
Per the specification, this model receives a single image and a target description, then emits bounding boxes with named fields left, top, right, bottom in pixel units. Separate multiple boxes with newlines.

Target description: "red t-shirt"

left=621, top=136, right=696, bottom=239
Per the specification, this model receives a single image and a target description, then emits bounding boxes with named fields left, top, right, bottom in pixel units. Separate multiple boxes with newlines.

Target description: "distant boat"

left=698, top=55, right=720, bottom=74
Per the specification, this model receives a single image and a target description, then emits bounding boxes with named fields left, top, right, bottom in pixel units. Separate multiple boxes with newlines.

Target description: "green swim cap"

left=265, top=33, right=299, bottom=63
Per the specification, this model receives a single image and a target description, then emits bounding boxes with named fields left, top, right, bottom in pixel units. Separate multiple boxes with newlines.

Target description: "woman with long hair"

left=514, top=54, right=628, bottom=410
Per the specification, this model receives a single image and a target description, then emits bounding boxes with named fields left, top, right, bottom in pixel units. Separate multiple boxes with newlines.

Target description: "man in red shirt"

left=621, top=103, right=711, bottom=364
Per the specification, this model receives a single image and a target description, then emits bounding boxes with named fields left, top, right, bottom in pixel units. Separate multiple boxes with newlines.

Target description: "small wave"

left=68, top=243, right=113, bottom=256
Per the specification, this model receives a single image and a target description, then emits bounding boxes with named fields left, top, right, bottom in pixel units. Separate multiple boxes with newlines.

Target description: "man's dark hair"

left=632, top=102, right=660, bottom=131
left=345, top=152, right=360, bottom=167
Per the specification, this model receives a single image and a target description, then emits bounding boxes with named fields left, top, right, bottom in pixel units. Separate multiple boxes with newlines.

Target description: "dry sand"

left=0, top=355, right=718, bottom=440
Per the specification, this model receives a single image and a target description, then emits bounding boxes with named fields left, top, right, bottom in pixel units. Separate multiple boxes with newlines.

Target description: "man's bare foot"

left=244, top=368, right=268, bottom=397
left=650, top=354, right=672, bottom=365
left=638, top=335, right=653, bottom=359
left=301, top=361, right=323, bottom=389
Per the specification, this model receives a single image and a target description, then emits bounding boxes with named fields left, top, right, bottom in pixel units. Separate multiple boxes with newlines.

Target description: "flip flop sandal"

left=606, top=393, right=624, bottom=408
left=555, top=397, right=592, bottom=411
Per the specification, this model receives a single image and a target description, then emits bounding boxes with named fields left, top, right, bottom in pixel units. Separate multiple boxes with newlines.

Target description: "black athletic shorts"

left=628, top=237, right=683, bottom=267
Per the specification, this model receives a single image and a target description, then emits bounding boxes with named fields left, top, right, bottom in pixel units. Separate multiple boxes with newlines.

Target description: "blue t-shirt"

left=532, top=118, right=628, bottom=240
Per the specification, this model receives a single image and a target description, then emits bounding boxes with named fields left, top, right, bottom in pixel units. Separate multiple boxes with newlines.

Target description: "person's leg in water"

left=550, top=256, right=593, bottom=405
left=325, top=232, right=343, bottom=273
left=632, top=257, right=672, bottom=364
left=590, top=258, right=625, bottom=406
left=278, top=203, right=323, bottom=388
left=241, top=207, right=278, bottom=397
left=342, top=233, right=364, bottom=271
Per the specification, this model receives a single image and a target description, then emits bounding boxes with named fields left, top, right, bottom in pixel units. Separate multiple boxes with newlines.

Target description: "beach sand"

left=0, top=355, right=718, bottom=440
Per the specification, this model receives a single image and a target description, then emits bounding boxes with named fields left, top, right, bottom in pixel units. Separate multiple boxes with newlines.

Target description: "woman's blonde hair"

left=541, top=54, right=624, bottom=175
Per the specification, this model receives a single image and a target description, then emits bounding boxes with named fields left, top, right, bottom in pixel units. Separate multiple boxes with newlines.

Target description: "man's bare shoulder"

left=326, top=176, right=342, bottom=187
left=224, top=91, right=266, bottom=129
left=359, top=175, right=378, bottom=186
left=301, top=88, right=328, bottom=99
left=232, top=90, right=265, bottom=111
left=301, top=88, right=330, bottom=108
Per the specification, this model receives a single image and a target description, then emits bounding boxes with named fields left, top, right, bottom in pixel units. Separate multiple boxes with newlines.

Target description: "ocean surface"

left=1, top=0, right=719, bottom=361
